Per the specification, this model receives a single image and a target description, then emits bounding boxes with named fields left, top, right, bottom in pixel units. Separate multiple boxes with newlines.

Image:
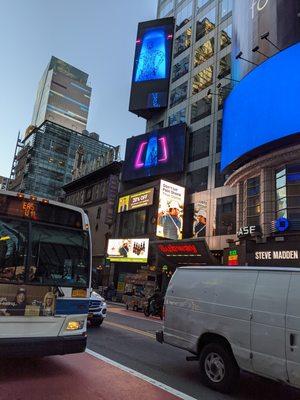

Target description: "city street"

left=1, top=304, right=300, bottom=400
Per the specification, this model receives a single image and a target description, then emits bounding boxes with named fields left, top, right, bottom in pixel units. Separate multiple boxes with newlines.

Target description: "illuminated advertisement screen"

left=157, top=180, right=185, bottom=240
left=232, top=0, right=300, bottom=80
left=221, top=43, right=300, bottom=171
left=107, top=239, right=149, bottom=263
left=118, top=188, right=154, bottom=213
left=129, top=17, right=175, bottom=118
left=122, top=123, right=186, bottom=182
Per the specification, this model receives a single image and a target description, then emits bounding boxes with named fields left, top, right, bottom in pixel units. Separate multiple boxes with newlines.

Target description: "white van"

left=156, top=267, right=300, bottom=394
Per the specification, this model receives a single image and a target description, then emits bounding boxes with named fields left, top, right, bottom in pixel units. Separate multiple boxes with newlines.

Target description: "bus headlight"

left=66, top=320, right=84, bottom=331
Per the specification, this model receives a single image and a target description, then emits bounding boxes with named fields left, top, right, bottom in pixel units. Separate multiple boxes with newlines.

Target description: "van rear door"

left=251, top=271, right=290, bottom=382
left=286, top=272, right=300, bottom=388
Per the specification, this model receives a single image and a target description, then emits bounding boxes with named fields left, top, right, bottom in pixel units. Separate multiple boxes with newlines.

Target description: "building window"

left=247, top=177, right=261, bottom=226
left=172, top=55, right=189, bottom=83
left=186, top=167, right=208, bottom=193
left=174, top=28, right=192, bottom=57
left=218, top=83, right=231, bottom=110
left=84, top=186, right=93, bottom=203
left=159, top=0, right=173, bottom=18
left=194, top=38, right=214, bottom=68
left=191, top=96, right=212, bottom=124
left=219, top=54, right=231, bottom=79
left=196, top=8, right=216, bottom=42
left=176, top=1, right=193, bottom=31
left=215, top=162, right=228, bottom=188
left=170, top=81, right=188, bottom=108
left=188, top=125, right=210, bottom=162
left=96, top=206, right=102, bottom=220
left=192, top=66, right=214, bottom=95
left=220, top=0, right=233, bottom=20
left=275, top=165, right=300, bottom=229
left=197, top=0, right=213, bottom=13
left=169, top=108, right=186, bottom=126
left=216, top=120, right=222, bottom=153
left=120, top=209, right=147, bottom=237
left=220, top=25, right=232, bottom=50
left=215, top=195, right=236, bottom=236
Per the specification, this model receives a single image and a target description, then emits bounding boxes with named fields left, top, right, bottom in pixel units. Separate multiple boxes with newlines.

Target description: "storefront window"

left=170, top=81, right=188, bottom=107
left=190, top=96, right=212, bottom=124
left=220, top=0, right=233, bottom=20
left=215, top=195, right=236, bottom=236
left=194, top=38, right=214, bottom=68
left=186, top=167, right=208, bottom=193
left=176, top=1, right=193, bottom=31
left=192, top=66, right=213, bottom=95
left=169, top=108, right=186, bottom=126
left=196, top=8, right=216, bottom=42
left=188, top=125, right=210, bottom=162
left=174, top=28, right=192, bottom=57
left=220, top=25, right=232, bottom=50
left=247, top=177, right=260, bottom=225
left=120, top=209, right=147, bottom=237
left=172, top=55, right=189, bottom=83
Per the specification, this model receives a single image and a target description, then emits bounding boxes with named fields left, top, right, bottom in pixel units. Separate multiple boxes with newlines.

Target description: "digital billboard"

left=129, top=17, right=175, bottom=119
left=221, top=43, right=300, bottom=171
left=122, top=123, right=186, bottom=182
left=232, top=0, right=300, bottom=80
left=157, top=180, right=185, bottom=240
left=107, top=239, right=149, bottom=263
left=118, top=188, right=154, bottom=213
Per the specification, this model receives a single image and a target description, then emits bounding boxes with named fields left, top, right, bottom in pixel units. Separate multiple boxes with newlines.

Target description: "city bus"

left=0, top=190, right=91, bottom=357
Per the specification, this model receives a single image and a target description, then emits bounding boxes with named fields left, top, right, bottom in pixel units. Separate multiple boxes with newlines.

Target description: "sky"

left=0, top=0, right=157, bottom=177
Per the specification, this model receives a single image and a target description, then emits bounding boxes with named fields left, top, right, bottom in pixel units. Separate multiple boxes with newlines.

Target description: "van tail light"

left=163, top=304, right=166, bottom=321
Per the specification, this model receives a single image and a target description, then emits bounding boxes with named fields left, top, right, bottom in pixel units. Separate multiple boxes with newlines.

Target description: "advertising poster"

left=157, top=180, right=185, bottom=240
left=107, top=239, right=149, bottom=263
left=122, top=124, right=186, bottom=182
left=118, top=188, right=154, bottom=213
left=0, top=285, right=56, bottom=317
left=193, top=201, right=207, bottom=238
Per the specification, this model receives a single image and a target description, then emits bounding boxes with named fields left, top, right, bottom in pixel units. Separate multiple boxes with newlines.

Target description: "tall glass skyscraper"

left=10, top=121, right=118, bottom=200
left=147, top=0, right=236, bottom=254
left=31, top=56, right=91, bottom=133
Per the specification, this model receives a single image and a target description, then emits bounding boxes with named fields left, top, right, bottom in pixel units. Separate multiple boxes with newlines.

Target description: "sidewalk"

left=0, top=351, right=184, bottom=400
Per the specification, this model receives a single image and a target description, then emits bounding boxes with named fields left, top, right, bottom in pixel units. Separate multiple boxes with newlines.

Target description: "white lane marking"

left=86, top=348, right=198, bottom=400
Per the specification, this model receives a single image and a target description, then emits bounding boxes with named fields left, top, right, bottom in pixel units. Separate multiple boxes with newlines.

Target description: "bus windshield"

left=0, top=217, right=89, bottom=288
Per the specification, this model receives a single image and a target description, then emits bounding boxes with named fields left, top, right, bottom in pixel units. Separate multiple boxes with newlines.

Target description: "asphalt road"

left=87, top=305, right=300, bottom=400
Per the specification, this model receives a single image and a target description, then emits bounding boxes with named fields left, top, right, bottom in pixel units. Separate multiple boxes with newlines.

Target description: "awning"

left=152, top=238, right=218, bottom=267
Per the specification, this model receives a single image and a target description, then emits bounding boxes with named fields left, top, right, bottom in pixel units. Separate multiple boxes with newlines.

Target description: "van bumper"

left=0, top=334, right=87, bottom=358
left=156, top=330, right=164, bottom=343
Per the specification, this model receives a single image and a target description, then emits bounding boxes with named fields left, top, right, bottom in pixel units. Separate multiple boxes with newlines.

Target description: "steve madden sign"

left=255, top=251, right=299, bottom=260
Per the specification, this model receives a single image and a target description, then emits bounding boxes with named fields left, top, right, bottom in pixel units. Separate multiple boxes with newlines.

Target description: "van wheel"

left=199, top=343, right=239, bottom=394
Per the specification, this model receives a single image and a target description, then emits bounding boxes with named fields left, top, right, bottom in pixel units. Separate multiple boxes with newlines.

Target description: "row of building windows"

left=169, top=54, right=231, bottom=109
left=159, top=0, right=233, bottom=24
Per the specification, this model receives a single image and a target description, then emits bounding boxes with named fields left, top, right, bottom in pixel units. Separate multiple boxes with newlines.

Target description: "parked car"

left=88, top=291, right=107, bottom=327
left=156, top=266, right=300, bottom=394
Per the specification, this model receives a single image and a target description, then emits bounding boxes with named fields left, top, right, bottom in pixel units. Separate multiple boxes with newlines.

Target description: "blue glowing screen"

left=221, top=43, right=300, bottom=170
left=134, top=28, right=168, bottom=82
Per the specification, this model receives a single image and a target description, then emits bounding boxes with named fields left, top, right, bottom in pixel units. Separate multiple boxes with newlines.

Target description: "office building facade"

left=9, top=121, right=118, bottom=200
left=146, top=0, right=236, bottom=253
left=31, top=56, right=91, bottom=133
